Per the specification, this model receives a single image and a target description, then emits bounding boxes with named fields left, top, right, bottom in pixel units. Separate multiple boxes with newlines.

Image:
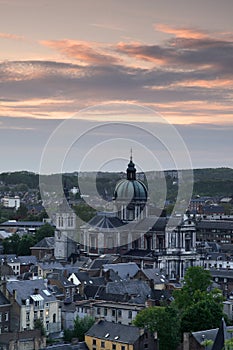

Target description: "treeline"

left=1, top=168, right=233, bottom=200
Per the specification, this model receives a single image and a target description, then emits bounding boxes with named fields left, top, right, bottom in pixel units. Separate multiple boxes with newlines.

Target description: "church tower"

left=113, top=153, right=148, bottom=221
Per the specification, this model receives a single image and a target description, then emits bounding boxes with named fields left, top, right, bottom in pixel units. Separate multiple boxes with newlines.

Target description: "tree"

left=174, top=266, right=212, bottom=311
left=180, top=294, right=223, bottom=332
left=34, top=223, right=55, bottom=243
left=173, top=266, right=224, bottom=334
left=17, top=234, right=35, bottom=256
left=34, top=318, right=46, bottom=336
left=133, top=305, right=180, bottom=350
left=73, top=315, right=95, bottom=341
left=64, top=315, right=95, bottom=342
left=2, top=233, right=20, bottom=254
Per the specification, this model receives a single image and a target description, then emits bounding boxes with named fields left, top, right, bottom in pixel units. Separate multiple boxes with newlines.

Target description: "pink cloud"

left=0, top=32, right=24, bottom=40
left=40, top=39, right=121, bottom=66
left=154, top=24, right=209, bottom=39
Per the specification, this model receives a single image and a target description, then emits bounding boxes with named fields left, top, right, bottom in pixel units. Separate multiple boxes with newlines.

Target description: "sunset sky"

left=0, top=0, right=233, bottom=173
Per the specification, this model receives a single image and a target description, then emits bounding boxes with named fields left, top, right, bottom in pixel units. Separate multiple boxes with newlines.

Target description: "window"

left=112, top=345, right=116, bottom=350
left=144, top=344, right=148, bottom=349
left=92, top=339, right=96, bottom=345
left=112, top=309, right=116, bottom=317
left=104, top=308, right=107, bottom=316
left=118, top=310, right=122, bottom=317
left=128, top=311, right=132, bottom=319
left=53, top=313, right=56, bottom=323
left=26, top=312, right=30, bottom=322
left=101, top=341, right=105, bottom=348
left=121, top=347, right=126, bottom=350
left=97, top=307, right=101, bottom=315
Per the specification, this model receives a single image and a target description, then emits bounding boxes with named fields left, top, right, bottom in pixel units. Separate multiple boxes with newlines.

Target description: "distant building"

left=1, top=196, right=20, bottom=210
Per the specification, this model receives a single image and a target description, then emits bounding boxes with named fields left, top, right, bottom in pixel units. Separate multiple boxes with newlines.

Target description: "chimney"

left=34, top=288, right=39, bottom=294
left=139, top=328, right=145, bottom=336
left=12, top=289, right=17, bottom=300
left=183, top=332, right=190, bottom=350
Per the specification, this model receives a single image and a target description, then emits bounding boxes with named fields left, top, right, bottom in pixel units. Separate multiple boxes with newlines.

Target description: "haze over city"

left=0, top=0, right=233, bottom=173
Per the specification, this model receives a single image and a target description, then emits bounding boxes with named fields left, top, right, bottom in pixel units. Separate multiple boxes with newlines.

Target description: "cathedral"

left=80, top=155, right=201, bottom=280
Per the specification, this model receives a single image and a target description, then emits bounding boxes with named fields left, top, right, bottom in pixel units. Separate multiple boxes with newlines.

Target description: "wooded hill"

left=0, top=167, right=233, bottom=200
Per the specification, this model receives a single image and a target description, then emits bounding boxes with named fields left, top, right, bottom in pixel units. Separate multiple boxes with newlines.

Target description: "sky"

left=0, top=0, right=233, bottom=173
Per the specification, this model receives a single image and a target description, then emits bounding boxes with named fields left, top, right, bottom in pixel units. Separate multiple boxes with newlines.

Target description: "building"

left=85, top=320, right=158, bottom=350
left=53, top=209, right=78, bottom=260
left=81, top=155, right=200, bottom=279
left=6, top=279, right=61, bottom=336
left=92, top=301, right=144, bottom=325
left=196, top=219, right=233, bottom=244
left=30, top=237, right=55, bottom=260
left=1, top=196, right=20, bottom=210
left=0, top=291, right=11, bottom=334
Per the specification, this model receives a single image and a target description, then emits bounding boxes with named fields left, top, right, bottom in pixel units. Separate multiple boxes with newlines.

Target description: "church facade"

left=81, top=156, right=201, bottom=279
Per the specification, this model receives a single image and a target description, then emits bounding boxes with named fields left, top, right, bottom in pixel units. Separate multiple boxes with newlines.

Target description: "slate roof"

left=106, top=280, right=151, bottom=302
left=0, top=254, right=19, bottom=264
left=123, top=249, right=155, bottom=258
left=212, top=319, right=231, bottom=350
left=84, top=285, right=126, bottom=302
left=38, top=261, right=64, bottom=270
left=192, top=328, right=218, bottom=349
left=31, top=237, right=55, bottom=248
left=17, top=255, right=37, bottom=265
left=84, top=214, right=126, bottom=230
left=7, top=279, right=57, bottom=305
left=197, top=220, right=233, bottom=230
left=140, top=269, right=168, bottom=284
left=0, top=220, right=46, bottom=228
left=86, top=320, right=142, bottom=344
left=0, top=290, right=10, bottom=306
left=87, top=255, right=118, bottom=270
left=209, top=269, right=233, bottom=279
left=40, top=343, right=88, bottom=350
left=103, top=262, right=140, bottom=279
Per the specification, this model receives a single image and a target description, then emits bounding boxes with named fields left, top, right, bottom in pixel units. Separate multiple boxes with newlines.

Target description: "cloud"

left=0, top=25, right=232, bottom=125
left=40, top=39, right=121, bottom=65
left=154, top=24, right=209, bottom=39
left=116, top=36, right=233, bottom=72
left=0, top=32, right=25, bottom=41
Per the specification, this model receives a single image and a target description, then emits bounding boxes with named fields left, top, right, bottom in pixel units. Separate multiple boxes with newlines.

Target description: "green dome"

left=114, top=179, right=147, bottom=202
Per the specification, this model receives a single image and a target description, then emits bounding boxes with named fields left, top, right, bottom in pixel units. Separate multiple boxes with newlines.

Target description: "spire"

left=127, top=149, right=136, bottom=180
left=130, top=147, right=133, bottom=162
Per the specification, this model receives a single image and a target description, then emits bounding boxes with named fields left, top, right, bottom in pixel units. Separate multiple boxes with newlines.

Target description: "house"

left=47, top=272, right=77, bottom=301
left=0, top=290, right=11, bottom=333
left=134, top=268, right=168, bottom=290
left=102, top=262, right=140, bottom=280
left=209, top=269, right=233, bottom=296
left=85, top=320, right=158, bottom=350
left=0, top=329, right=46, bottom=350
left=30, top=237, right=55, bottom=260
left=105, top=279, right=151, bottom=304
left=6, top=279, right=61, bottom=336
left=183, top=319, right=233, bottom=350
left=36, top=261, right=64, bottom=278
left=0, top=255, right=20, bottom=276
left=17, top=255, right=37, bottom=274
left=93, top=301, right=144, bottom=325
